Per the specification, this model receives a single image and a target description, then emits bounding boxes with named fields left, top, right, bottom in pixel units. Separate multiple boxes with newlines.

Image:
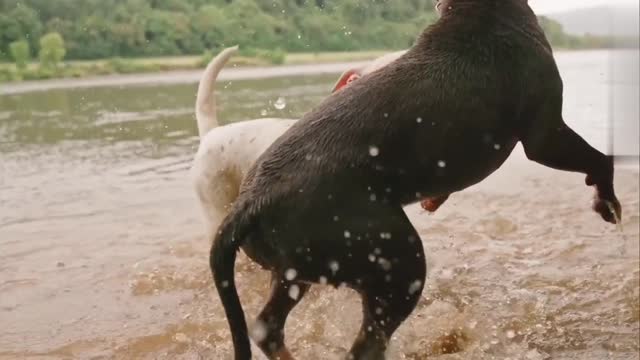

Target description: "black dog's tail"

left=210, top=207, right=255, bottom=360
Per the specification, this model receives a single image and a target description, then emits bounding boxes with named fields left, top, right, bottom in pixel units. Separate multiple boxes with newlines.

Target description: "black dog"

left=210, top=1, right=622, bottom=359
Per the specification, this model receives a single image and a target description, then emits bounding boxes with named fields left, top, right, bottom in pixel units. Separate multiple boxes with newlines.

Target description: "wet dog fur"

left=210, top=1, right=622, bottom=359
left=191, top=47, right=407, bottom=238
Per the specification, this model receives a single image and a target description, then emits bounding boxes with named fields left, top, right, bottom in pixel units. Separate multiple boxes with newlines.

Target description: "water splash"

left=274, top=97, right=286, bottom=110
left=288, top=284, right=300, bottom=300
left=285, top=268, right=298, bottom=281
left=607, top=201, right=627, bottom=254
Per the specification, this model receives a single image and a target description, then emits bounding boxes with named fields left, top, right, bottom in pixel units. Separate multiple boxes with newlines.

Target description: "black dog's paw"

left=592, top=194, right=622, bottom=225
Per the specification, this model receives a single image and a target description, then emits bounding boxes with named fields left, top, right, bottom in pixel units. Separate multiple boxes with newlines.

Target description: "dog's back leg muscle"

left=254, top=274, right=311, bottom=360
left=347, top=209, right=426, bottom=360
left=195, top=166, right=240, bottom=235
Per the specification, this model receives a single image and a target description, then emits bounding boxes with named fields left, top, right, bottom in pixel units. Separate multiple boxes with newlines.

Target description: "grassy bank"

left=0, top=50, right=390, bottom=83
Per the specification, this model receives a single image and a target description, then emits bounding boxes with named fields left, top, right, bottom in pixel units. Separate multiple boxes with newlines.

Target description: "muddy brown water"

left=1, top=50, right=638, bottom=359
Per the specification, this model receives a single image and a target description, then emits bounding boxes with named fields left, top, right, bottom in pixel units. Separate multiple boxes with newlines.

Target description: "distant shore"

left=0, top=50, right=390, bottom=88
left=0, top=60, right=375, bottom=95
left=3, top=44, right=639, bottom=89
left=2, top=48, right=638, bottom=96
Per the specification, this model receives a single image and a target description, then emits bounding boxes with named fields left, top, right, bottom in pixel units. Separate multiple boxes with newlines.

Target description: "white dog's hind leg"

left=193, top=164, right=241, bottom=239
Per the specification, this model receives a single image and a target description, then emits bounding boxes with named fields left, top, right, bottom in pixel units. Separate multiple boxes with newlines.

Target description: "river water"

left=0, top=50, right=638, bottom=360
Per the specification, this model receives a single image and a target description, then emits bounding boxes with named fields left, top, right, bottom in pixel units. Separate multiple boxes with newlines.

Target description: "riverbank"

left=3, top=42, right=637, bottom=86
left=0, top=60, right=375, bottom=95
left=0, top=50, right=390, bottom=85
left=1, top=48, right=627, bottom=96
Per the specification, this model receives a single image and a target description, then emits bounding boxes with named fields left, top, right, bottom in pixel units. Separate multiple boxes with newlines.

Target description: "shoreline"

left=2, top=48, right=636, bottom=96
left=0, top=60, right=372, bottom=96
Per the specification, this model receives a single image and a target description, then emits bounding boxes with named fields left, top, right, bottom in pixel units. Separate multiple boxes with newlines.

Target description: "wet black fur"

left=210, top=1, right=619, bottom=359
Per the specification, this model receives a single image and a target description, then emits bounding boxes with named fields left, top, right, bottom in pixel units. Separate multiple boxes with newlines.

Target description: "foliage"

left=9, top=39, right=30, bottom=69
left=38, top=32, right=66, bottom=69
left=0, top=0, right=632, bottom=77
left=0, top=0, right=433, bottom=60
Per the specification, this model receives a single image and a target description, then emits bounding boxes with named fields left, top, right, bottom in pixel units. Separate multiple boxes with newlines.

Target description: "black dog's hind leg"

left=253, top=273, right=311, bottom=360
left=346, top=212, right=427, bottom=360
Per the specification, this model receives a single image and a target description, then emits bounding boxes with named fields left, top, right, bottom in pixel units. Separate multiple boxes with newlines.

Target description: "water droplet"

left=174, top=333, right=190, bottom=343
left=288, top=284, right=300, bottom=300
left=319, top=276, right=328, bottom=285
left=274, top=97, right=286, bottom=110
left=221, top=280, right=229, bottom=288
left=368, top=254, right=376, bottom=262
left=408, top=280, right=422, bottom=294
left=260, top=109, right=268, bottom=116
left=494, top=143, right=501, bottom=150
left=438, top=160, right=446, bottom=168
left=333, top=215, right=339, bottom=222
left=375, top=307, right=383, bottom=315
left=297, top=34, right=302, bottom=39
left=378, top=258, right=392, bottom=271
left=383, top=113, right=389, bottom=118
left=369, top=194, right=377, bottom=201
left=251, top=320, right=268, bottom=342
left=329, top=261, right=340, bottom=274
left=344, top=230, right=351, bottom=238
left=369, top=146, right=380, bottom=157
left=285, top=268, right=298, bottom=281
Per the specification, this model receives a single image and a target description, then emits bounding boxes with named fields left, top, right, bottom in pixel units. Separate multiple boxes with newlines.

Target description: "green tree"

left=39, top=32, right=66, bottom=69
left=0, top=0, right=607, bottom=61
left=192, top=5, right=229, bottom=51
left=538, top=16, right=570, bottom=47
left=8, top=4, right=43, bottom=54
left=9, top=39, right=30, bottom=69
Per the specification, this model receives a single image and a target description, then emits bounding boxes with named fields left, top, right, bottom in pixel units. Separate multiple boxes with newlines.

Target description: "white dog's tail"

left=195, top=46, right=239, bottom=138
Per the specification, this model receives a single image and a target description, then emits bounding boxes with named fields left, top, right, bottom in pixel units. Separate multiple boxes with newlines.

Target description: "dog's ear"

left=332, top=69, right=360, bottom=93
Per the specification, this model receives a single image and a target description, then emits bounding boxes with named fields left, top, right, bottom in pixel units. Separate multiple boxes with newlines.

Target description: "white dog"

left=191, top=47, right=407, bottom=236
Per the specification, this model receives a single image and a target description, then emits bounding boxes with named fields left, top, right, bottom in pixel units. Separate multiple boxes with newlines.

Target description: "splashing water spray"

left=606, top=200, right=627, bottom=255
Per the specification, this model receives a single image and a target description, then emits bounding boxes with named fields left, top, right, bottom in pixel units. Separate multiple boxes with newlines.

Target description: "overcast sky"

left=529, top=0, right=638, bottom=13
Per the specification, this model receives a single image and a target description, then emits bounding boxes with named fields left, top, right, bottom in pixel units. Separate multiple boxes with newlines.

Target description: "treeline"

left=0, top=0, right=437, bottom=61
left=2, top=0, right=624, bottom=62
left=537, top=16, right=638, bottom=49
